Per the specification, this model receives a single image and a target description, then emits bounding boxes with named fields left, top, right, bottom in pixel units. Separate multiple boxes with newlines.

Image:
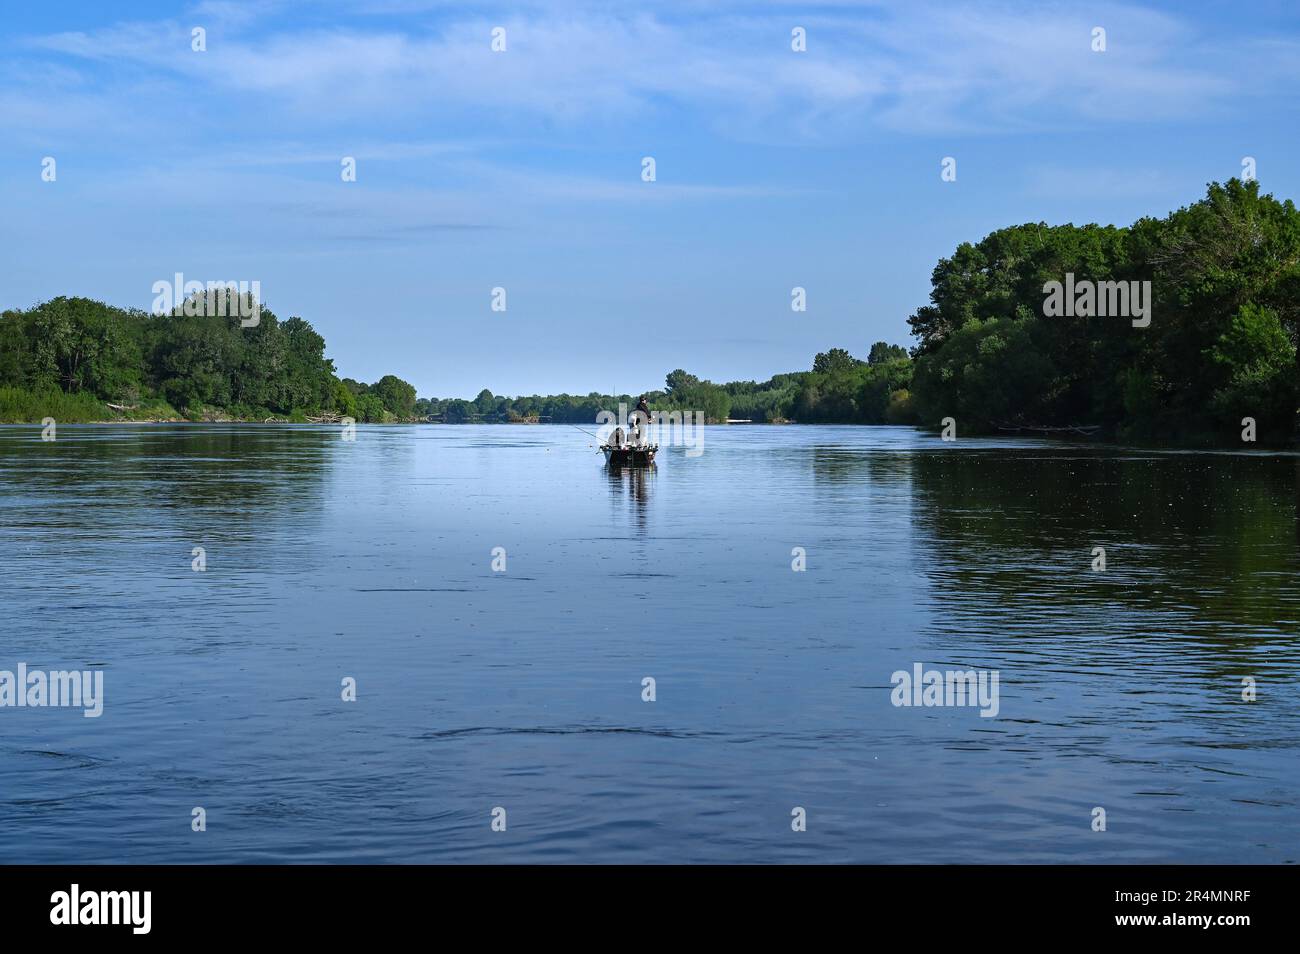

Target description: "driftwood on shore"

left=995, top=422, right=1101, bottom=436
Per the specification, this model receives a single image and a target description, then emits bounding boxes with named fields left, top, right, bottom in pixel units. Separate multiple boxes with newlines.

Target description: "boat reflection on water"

left=607, top=462, right=654, bottom=530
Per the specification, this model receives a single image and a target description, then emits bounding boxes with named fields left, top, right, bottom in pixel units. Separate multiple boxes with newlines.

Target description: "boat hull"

left=602, top=446, right=656, bottom=467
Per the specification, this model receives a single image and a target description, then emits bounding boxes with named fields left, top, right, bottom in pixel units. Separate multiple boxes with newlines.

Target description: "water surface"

left=1, top=424, right=1297, bottom=863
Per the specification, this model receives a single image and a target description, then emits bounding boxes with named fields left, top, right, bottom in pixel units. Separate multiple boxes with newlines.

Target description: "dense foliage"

left=417, top=389, right=624, bottom=425
left=908, top=179, right=1300, bottom=443
left=414, top=344, right=913, bottom=425
left=0, top=293, right=417, bottom=423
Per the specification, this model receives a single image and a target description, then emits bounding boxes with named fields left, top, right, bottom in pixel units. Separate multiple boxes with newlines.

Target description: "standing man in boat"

left=632, top=395, right=651, bottom=447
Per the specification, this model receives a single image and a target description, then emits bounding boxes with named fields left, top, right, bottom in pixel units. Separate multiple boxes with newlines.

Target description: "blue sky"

left=3, top=0, right=1299, bottom=398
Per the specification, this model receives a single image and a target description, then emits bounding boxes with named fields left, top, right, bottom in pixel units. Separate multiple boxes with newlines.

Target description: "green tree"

left=812, top=348, right=859, bottom=375
left=371, top=374, right=417, bottom=419
left=334, top=380, right=360, bottom=419
left=665, top=369, right=699, bottom=394
left=1208, top=303, right=1297, bottom=435
left=356, top=392, right=389, bottom=423
left=906, top=179, right=1300, bottom=441
left=868, top=341, right=908, bottom=365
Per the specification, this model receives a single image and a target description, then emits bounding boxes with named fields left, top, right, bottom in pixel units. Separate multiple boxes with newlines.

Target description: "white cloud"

left=19, top=0, right=1291, bottom=139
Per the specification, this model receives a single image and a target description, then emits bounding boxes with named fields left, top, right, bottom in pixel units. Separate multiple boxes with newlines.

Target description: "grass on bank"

left=0, top=387, right=186, bottom=424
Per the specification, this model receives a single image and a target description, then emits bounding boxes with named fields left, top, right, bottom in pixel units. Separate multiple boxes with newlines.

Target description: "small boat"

left=601, top=443, right=657, bottom=467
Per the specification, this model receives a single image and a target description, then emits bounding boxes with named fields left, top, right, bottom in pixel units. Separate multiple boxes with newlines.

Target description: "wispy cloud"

left=19, top=0, right=1292, bottom=140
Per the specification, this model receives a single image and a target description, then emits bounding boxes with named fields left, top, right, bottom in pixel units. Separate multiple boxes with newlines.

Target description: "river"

left=1, top=424, right=1296, bottom=862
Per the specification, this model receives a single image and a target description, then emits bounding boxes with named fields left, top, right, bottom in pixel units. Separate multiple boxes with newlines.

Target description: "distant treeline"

left=4, top=179, right=1296, bottom=442
left=423, top=180, right=1300, bottom=442
left=418, top=342, right=913, bottom=425
left=0, top=289, right=913, bottom=427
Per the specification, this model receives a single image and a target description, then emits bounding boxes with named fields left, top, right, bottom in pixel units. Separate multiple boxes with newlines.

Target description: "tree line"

left=414, top=341, right=912, bottom=426
left=0, top=291, right=917, bottom=428
left=4, top=179, right=1295, bottom=443
left=0, top=292, right=418, bottom=423
left=418, top=181, right=1300, bottom=443
left=907, top=178, right=1299, bottom=444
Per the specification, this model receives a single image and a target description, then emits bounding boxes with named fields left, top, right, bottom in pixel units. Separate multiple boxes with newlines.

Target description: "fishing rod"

left=568, top=387, right=619, bottom=446
left=564, top=384, right=617, bottom=443
left=566, top=386, right=622, bottom=443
